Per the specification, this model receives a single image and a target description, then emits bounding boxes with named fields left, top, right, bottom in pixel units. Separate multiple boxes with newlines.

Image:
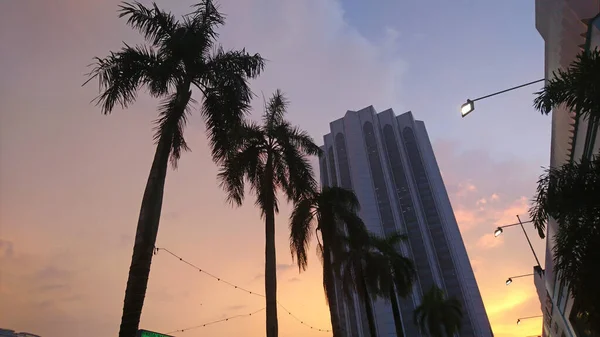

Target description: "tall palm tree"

left=84, top=2, right=264, bottom=336
left=413, top=285, right=463, bottom=337
left=289, top=186, right=367, bottom=337
left=336, top=231, right=416, bottom=337
left=529, top=154, right=600, bottom=333
left=218, top=90, right=322, bottom=337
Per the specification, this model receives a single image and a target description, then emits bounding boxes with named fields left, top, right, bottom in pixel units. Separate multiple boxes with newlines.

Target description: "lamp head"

left=461, top=99, right=474, bottom=117
left=506, top=278, right=513, bottom=285
left=494, top=227, right=503, bottom=237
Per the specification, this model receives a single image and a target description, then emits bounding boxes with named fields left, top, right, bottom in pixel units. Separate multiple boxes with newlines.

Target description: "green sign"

left=137, top=329, right=174, bottom=337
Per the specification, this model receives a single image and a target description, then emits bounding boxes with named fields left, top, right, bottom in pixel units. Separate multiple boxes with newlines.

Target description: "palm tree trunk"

left=118, top=82, right=191, bottom=337
left=322, top=247, right=344, bottom=337
left=360, top=274, right=378, bottom=337
left=389, top=284, right=404, bottom=337
left=264, top=155, right=278, bottom=337
left=118, top=134, right=172, bottom=337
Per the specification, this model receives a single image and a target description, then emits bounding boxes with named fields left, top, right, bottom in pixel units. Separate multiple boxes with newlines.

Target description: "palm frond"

left=201, top=74, right=255, bottom=163
left=263, top=89, right=289, bottom=130
left=533, top=49, right=600, bottom=120
left=118, top=2, right=177, bottom=45
left=84, top=44, right=163, bottom=114
left=322, top=186, right=361, bottom=212
left=152, top=90, right=195, bottom=168
left=529, top=154, right=600, bottom=239
left=286, top=124, right=323, bottom=157
left=414, top=285, right=462, bottom=337
left=273, top=123, right=318, bottom=202
left=289, top=198, right=316, bottom=271
left=188, top=0, right=225, bottom=44
left=217, top=123, right=265, bottom=206
left=203, top=47, right=265, bottom=83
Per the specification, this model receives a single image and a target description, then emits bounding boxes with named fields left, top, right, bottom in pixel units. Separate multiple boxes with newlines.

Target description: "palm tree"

left=369, top=233, right=416, bottom=337
left=534, top=48, right=600, bottom=170
left=413, top=285, right=463, bottom=337
left=218, top=90, right=322, bottom=337
left=531, top=46, right=600, bottom=334
left=336, top=231, right=416, bottom=337
left=83, top=2, right=264, bottom=336
left=289, top=186, right=367, bottom=337
left=533, top=49, right=600, bottom=123
left=529, top=154, right=600, bottom=333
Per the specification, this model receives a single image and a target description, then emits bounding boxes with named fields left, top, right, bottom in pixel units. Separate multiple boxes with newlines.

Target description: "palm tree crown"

left=289, top=186, right=364, bottom=271
left=533, top=49, right=600, bottom=121
left=336, top=230, right=416, bottom=337
left=218, top=90, right=322, bottom=337
left=289, top=186, right=366, bottom=337
left=85, top=0, right=265, bottom=164
left=218, top=90, right=322, bottom=208
left=413, top=285, right=463, bottom=337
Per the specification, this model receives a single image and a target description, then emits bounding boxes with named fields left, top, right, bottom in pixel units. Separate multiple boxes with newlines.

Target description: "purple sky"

left=0, top=1, right=548, bottom=336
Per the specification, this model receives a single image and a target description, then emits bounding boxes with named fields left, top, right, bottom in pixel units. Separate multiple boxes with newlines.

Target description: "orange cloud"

left=454, top=208, right=479, bottom=232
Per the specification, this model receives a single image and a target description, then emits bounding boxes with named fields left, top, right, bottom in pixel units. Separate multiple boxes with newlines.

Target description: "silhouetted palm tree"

left=336, top=231, right=416, bottom=337
left=289, top=186, right=366, bottom=337
left=534, top=49, right=600, bottom=123
left=530, top=154, right=600, bottom=333
left=531, top=47, right=600, bottom=334
left=218, top=90, right=321, bottom=337
left=413, top=285, right=463, bottom=337
left=369, top=233, right=415, bottom=337
left=84, top=2, right=264, bottom=336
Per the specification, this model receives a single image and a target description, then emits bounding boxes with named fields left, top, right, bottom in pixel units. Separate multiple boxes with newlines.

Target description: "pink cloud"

left=476, top=233, right=504, bottom=249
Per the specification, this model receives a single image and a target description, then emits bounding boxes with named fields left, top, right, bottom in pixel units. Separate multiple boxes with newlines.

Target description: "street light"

left=493, top=215, right=542, bottom=269
left=506, top=273, right=534, bottom=285
left=460, top=78, right=545, bottom=117
left=517, top=315, right=543, bottom=325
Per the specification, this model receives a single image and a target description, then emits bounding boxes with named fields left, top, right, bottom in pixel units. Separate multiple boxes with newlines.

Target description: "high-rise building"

left=534, top=2, right=600, bottom=336
left=319, top=107, right=492, bottom=337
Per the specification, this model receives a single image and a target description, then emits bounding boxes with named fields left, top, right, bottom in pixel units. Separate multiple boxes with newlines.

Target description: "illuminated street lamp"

left=505, top=273, right=534, bottom=285
left=493, top=216, right=541, bottom=269
left=460, top=78, right=545, bottom=117
left=517, top=315, right=543, bottom=325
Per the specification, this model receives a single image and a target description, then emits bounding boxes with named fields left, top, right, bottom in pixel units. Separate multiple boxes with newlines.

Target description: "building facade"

left=319, top=107, right=492, bottom=336
left=534, top=1, right=600, bottom=336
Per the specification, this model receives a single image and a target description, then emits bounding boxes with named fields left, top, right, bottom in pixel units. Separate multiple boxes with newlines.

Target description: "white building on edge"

left=534, top=1, right=600, bottom=336
left=318, top=107, right=493, bottom=337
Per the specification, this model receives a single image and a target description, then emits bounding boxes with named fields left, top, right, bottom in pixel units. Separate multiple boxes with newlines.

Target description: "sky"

left=0, top=0, right=549, bottom=336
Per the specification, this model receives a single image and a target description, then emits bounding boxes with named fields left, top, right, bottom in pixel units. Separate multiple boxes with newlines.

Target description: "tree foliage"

left=413, top=285, right=463, bottom=337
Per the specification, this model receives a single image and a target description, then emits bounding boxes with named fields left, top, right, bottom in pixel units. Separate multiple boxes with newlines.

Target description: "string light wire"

left=155, top=247, right=332, bottom=333
left=165, top=307, right=266, bottom=334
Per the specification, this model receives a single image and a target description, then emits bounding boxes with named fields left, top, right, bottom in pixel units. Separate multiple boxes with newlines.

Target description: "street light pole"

left=493, top=216, right=541, bottom=269
left=517, top=315, right=543, bottom=325
left=460, top=78, right=546, bottom=117
left=517, top=215, right=542, bottom=269
left=505, top=273, right=534, bottom=285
